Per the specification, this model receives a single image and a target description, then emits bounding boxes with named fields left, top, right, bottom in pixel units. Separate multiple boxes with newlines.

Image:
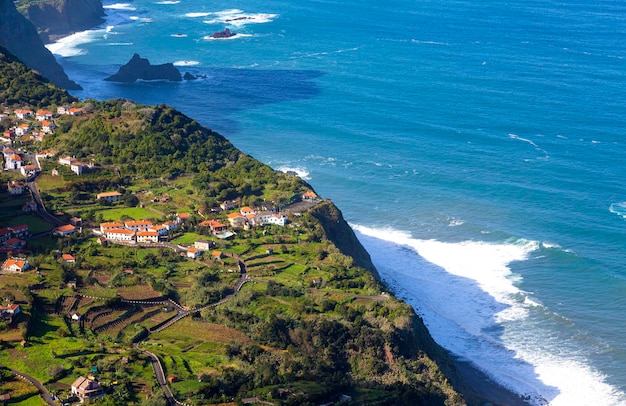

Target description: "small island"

left=210, top=28, right=236, bottom=39
left=104, top=53, right=182, bottom=83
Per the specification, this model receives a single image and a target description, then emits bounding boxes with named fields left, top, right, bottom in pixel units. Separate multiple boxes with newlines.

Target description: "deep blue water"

left=49, top=0, right=626, bottom=403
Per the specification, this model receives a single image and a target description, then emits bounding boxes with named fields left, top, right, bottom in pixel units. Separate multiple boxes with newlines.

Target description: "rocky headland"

left=16, top=0, right=105, bottom=43
left=0, top=0, right=82, bottom=89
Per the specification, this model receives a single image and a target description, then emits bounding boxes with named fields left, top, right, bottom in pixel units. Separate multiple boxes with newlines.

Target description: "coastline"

left=453, top=357, right=535, bottom=406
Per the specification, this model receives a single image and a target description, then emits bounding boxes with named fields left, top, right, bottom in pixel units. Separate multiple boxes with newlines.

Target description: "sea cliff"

left=0, top=0, right=81, bottom=89
left=16, top=0, right=105, bottom=43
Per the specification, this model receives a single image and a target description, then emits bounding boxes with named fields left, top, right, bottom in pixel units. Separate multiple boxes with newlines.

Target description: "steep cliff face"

left=309, top=200, right=380, bottom=279
left=0, top=0, right=81, bottom=90
left=17, top=0, right=105, bottom=43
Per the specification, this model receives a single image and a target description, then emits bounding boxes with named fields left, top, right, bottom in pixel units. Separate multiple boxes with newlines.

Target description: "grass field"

left=94, top=207, right=162, bottom=222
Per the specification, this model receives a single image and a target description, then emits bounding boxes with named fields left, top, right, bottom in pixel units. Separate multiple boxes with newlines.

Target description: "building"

left=124, top=220, right=153, bottom=231
left=96, top=191, right=122, bottom=203
left=136, top=231, right=159, bottom=243
left=148, top=224, right=168, bottom=236
left=20, top=164, right=38, bottom=177
left=302, top=191, right=318, bottom=200
left=70, top=161, right=88, bottom=175
left=99, top=222, right=124, bottom=233
left=4, top=153, right=22, bottom=170
left=194, top=240, right=213, bottom=251
left=36, top=109, right=53, bottom=121
left=187, top=248, right=200, bottom=259
left=71, top=376, right=104, bottom=402
left=62, top=254, right=76, bottom=263
left=41, top=120, right=56, bottom=134
left=2, top=258, right=29, bottom=272
left=0, top=228, right=12, bottom=243
left=105, top=228, right=135, bottom=241
left=53, top=224, right=76, bottom=237
left=10, top=224, right=29, bottom=239
left=0, top=304, right=20, bottom=316
left=14, top=123, right=30, bottom=136
left=7, top=180, right=25, bottom=195
left=3, top=238, right=25, bottom=249
left=14, top=109, right=33, bottom=120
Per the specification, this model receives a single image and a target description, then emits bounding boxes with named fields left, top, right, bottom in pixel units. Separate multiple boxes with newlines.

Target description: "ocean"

left=47, top=0, right=626, bottom=404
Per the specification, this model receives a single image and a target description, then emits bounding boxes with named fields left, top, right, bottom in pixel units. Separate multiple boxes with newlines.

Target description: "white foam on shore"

left=173, top=60, right=200, bottom=66
left=352, top=224, right=626, bottom=406
left=46, top=29, right=105, bottom=57
left=277, top=167, right=311, bottom=180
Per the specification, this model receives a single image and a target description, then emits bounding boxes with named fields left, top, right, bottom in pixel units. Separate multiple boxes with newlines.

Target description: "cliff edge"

left=0, top=0, right=81, bottom=90
left=17, top=0, right=105, bottom=43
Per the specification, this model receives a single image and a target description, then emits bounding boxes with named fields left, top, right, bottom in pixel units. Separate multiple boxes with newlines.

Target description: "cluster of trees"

left=0, top=46, right=76, bottom=107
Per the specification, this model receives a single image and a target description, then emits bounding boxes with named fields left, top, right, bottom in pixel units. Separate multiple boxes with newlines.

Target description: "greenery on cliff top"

left=0, top=47, right=465, bottom=405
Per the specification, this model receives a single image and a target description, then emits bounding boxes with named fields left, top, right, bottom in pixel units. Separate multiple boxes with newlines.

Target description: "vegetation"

left=0, top=47, right=465, bottom=405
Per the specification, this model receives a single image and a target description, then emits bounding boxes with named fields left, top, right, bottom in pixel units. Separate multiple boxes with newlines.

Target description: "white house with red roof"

left=96, top=191, right=122, bottom=203
left=100, top=222, right=124, bottom=233
left=10, top=224, right=29, bottom=239
left=14, top=109, right=33, bottom=120
left=53, top=224, right=76, bottom=237
left=2, top=258, right=29, bottom=272
left=71, top=376, right=104, bottom=402
left=0, top=228, right=12, bottom=243
left=14, top=123, right=30, bottom=136
left=105, top=228, right=135, bottom=241
left=36, top=109, right=53, bottom=121
left=187, top=248, right=201, bottom=259
left=136, top=231, right=159, bottom=243
left=4, top=153, right=22, bottom=170
left=124, top=220, right=153, bottom=231
left=41, top=120, right=56, bottom=134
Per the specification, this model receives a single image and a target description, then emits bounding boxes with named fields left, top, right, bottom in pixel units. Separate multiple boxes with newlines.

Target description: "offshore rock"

left=105, top=54, right=183, bottom=83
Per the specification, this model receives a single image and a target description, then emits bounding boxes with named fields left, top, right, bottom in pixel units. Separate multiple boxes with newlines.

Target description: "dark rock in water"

left=105, top=53, right=182, bottom=83
left=183, top=72, right=197, bottom=81
left=210, top=28, right=235, bottom=38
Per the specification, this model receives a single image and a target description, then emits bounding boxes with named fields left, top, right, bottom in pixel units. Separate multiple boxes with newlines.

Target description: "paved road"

left=1, top=365, right=58, bottom=405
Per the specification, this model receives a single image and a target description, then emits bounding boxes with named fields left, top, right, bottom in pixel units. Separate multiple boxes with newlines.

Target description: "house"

left=71, top=313, right=81, bottom=321
left=7, top=180, right=25, bottom=195
left=105, top=228, right=135, bottom=241
left=2, top=258, right=29, bottom=272
left=240, top=206, right=256, bottom=216
left=36, top=109, right=53, bottom=121
left=3, top=238, right=25, bottom=249
left=2, top=146, right=16, bottom=159
left=148, top=224, right=169, bottom=236
left=177, top=212, right=191, bottom=222
left=70, top=161, right=88, bottom=175
left=199, top=219, right=227, bottom=233
left=41, top=120, right=56, bottom=134
left=62, top=254, right=76, bottom=263
left=3, top=129, right=14, bottom=139
left=58, top=156, right=74, bottom=166
left=53, top=224, right=76, bottom=237
left=194, top=240, right=213, bottom=251
left=68, top=107, right=83, bottom=116
left=10, top=224, right=29, bottom=239
left=22, top=200, right=37, bottom=213
left=302, top=191, right=318, bottom=200
left=186, top=248, right=200, bottom=259
left=0, top=303, right=20, bottom=317
left=211, top=250, right=224, bottom=260
left=96, top=191, right=122, bottom=203
left=100, top=221, right=124, bottom=233
left=163, top=221, right=178, bottom=231
left=262, top=213, right=288, bottom=227
left=70, top=217, right=82, bottom=226
left=4, top=153, right=22, bottom=170
left=227, top=212, right=247, bottom=228
left=0, top=228, right=12, bottom=243
left=20, top=164, right=38, bottom=177
left=220, top=200, right=238, bottom=211
left=14, top=123, right=30, bottom=136
left=14, top=109, right=33, bottom=120
left=136, top=231, right=159, bottom=243
left=71, top=376, right=104, bottom=402
left=124, top=220, right=153, bottom=231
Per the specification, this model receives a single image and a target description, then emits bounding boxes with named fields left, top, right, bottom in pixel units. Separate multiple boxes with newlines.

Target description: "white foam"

left=173, top=60, right=200, bottom=66
left=202, top=11, right=278, bottom=27
left=277, top=166, right=311, bottom=180
left=170, top=33, right=187, bottom=38
left=103, top=3, right=137, bottom=10
left=185, top=12, right=210, bottom=17
left=352, top=224, right=626, bottom=405
left=609, top=202, right=626, bottom=220
left=46, top=29, right=104, bottom=57
left=155, top=0, right=179, bottom=3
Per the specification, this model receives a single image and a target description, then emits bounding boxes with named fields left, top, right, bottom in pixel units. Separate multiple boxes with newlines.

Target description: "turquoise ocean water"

left=48, top=0, right=626, bottom=404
